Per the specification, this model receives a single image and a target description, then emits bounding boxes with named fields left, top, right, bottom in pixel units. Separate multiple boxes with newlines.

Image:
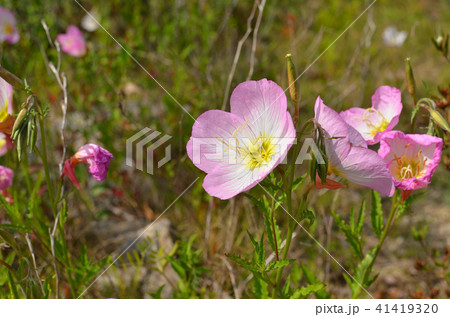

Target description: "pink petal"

left=187, top=110, right=254, bottom=174
left=338, top=146, right=395, bottom=196
left=340, top=107, right=373, bottom=143
left=230, top=79, right=291, bottom=137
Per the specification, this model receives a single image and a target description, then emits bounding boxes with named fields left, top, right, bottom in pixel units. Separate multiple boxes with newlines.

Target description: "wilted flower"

left=186, top=79, right=296, bottom=200
left=314, top=97, right=395, bottom=196
left=340, top=86, right=403, bottom=145
left=0, top=7, right=19, bottom=44
left=56, top=25, right=87, bottom=57
left=62, top=144, right=113, bottom=188
left=382, top=26, right=407, bottom=47
left=378, top=131, right=443, bottom=200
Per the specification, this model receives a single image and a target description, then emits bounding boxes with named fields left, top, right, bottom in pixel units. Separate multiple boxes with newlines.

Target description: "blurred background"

left=1, top=0, right=449, bottom=298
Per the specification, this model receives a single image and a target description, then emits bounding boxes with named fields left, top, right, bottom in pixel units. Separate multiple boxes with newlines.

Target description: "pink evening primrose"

left=186, top=79, right=296, bottom=200
left=0, top=77, right=13, bottom=122
left=62, top=144, right=113, bottom=188
left=0, top=165, right=14, bottom=204
left=340, top=86, right=402, bottom=145
left=378, top=131, right=443, bottom=201
left=314, top=97, right=395, bottom=196
left=56, top=25, right=87, bottom=57
left=0, top=7, right=19, bottom=44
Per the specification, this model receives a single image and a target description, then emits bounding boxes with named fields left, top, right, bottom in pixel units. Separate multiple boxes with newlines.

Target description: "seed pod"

left=405, top=58, right=416, bottom=99
left=286, top=54, right=298, bottom=103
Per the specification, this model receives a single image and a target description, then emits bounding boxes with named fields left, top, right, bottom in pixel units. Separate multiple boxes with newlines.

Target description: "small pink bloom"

left=378, top=131, right=443, bottom=200
left=314, top=97, right=395, bottom=196
left=0, top=7, right=19, bottom=44
left=0, top=166, right=13, bottom=190
left=56, top=25, right=87, bottom=57
left=62, top=144, right=113, bottom=188
left=340, top=86, right=403, bottom=145
left=187, top=79, right=296, bottom=200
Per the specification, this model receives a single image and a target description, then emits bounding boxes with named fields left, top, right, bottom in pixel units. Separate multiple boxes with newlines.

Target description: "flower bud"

left=421, top=104, right=450, bottom=133
left=286, top=54, right=299, bottom=124
left=405, top=58, right=416, bottom=98
left=286, top=54, right=298, bottom=103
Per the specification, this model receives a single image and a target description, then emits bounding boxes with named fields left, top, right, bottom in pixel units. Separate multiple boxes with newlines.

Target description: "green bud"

left=11, top=108, right=28, bottom=140
left=286, top=54, right=298, bottom=103
left=405, top=58, right=416, bottom=98
left=421, top=104, right=450, bottom=133
left=29, top=118, right=37, bottom=153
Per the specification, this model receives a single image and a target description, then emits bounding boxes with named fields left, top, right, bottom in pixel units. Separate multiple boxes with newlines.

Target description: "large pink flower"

left=340, top=86, right=402, bottom=145
left=378, top=131, right=442, bottom=200
left=62, top=144, right=113, bottom=188
left=57, top=25, right=87, bottom=57
left=314, top=97, right=395, bottom=196
left=0, top=7, right=19, bottom=44
left=187, top=79, right=296, bottom=200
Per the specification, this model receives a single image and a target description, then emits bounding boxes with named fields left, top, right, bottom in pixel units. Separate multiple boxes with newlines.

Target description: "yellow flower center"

left=391, top=145, right=428, bottom=181
left=0, top=100, right=9, bottom=122
left=354, top=108, right=389, bottom=137
left=243, top=136, right=276, bottom=170
left=4, top=24, right=14, bottom=35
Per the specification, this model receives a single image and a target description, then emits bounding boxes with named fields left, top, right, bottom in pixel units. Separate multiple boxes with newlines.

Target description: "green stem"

left=355, top=191, right=400, bottom=298
left=38, top=115, right=56, bottom=216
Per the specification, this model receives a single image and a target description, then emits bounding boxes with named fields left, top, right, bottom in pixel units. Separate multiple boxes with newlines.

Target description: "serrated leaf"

left=290, top=283, right=325, bottom=299
left=292, top=173, right=307, bottom=191
left=226, top=253, right=259, bottom=272
left=330, top=209, right=362, bottom=259
left=265, top=260, right=294, bottom=272
left=300, top=264, right=331, bottom=299
left=253, top=276, right=270, bottom=299
left=297, top=209, right=315, bottom=227
left=356, top=200, right=366, bottom=235
left=370, top=190, right=383, bottom=237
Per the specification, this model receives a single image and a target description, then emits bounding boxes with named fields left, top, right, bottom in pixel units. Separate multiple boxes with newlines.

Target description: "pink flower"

left=0, top=77, right=13, bottom=122
left=0, top=166, right=13, bottom=190
left=378, top=131, right=443, bottom=200
left=186, top=79, right=296, bottom=200
left=56, top=25, right=87, bottom=57
left=0, top=165, right=13, bottom=204
left=62, top=144, right=113, bottom=188
left=0, top=7, right=19, bottom=44
left=314, top=97, right=395, bottom=196
left=340, top=86, right=402, bottom=145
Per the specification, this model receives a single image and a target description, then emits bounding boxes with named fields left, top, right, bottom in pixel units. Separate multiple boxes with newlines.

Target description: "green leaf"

left=253, top=276, right=270, bottom=299
left=356, top=200, right=366, bottom=235
left=265, top=260, right=294, bottom=272
left=292, top=173, right=307, bottom=191
left=149, top=285, right=165, bottom=299
left=290, top=283, right=325, bottom=299
left=226, top=253, right=259, bottom=272
left=297, top=209, right=315, bottom=227
left=370, top=190, right=383, bottom=237
left=330, top=209, right=362, bottom=259
left=346, top=247, right=377, bottom=298
left=300, top=263, right=331, bottom=299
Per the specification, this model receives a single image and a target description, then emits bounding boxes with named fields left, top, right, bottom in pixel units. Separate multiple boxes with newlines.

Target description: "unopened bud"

left=421, top=104, right=450, bottom=133
left=405, top=58, right=416, bottom=98
left=286, top=54, right=298, bottom=103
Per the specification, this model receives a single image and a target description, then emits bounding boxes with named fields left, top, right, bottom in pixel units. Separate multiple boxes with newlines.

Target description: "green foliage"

left=370, top=190, right=383, bottom=238
left=330, top=200, right=366, bottom=259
